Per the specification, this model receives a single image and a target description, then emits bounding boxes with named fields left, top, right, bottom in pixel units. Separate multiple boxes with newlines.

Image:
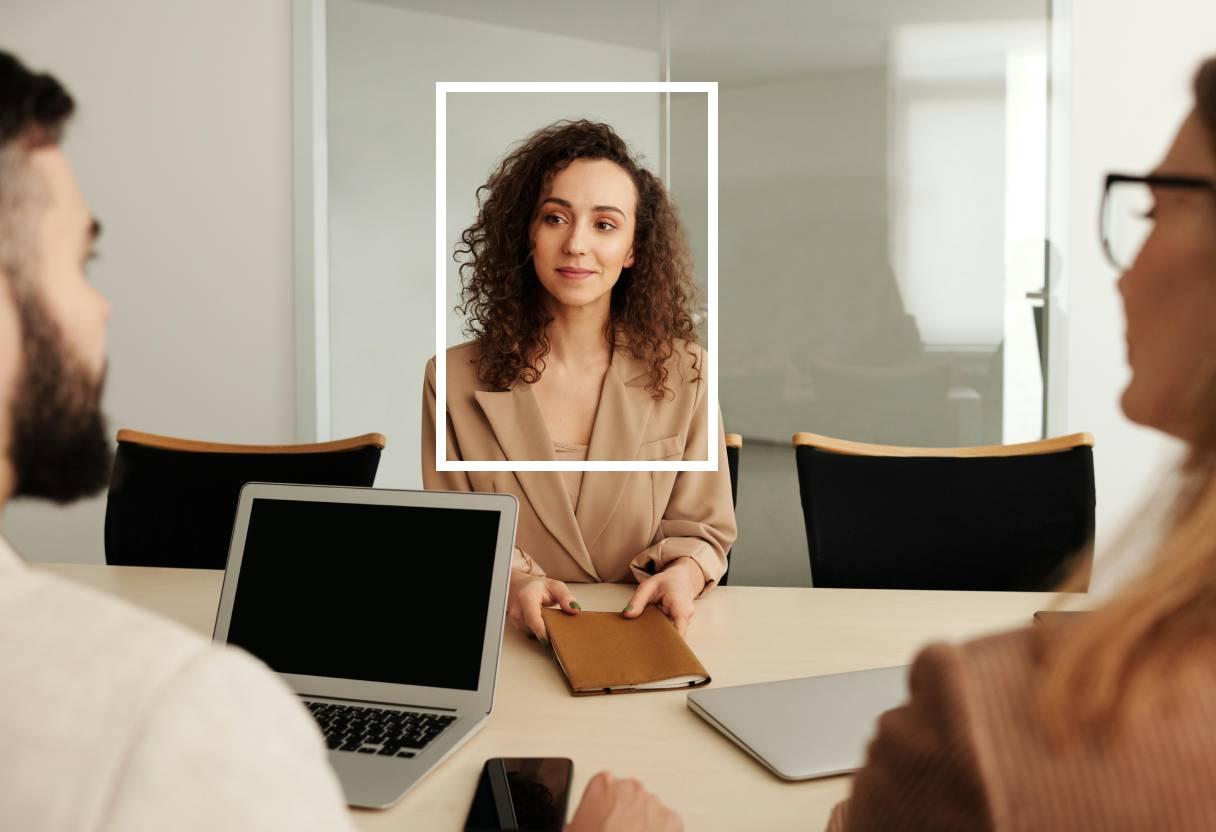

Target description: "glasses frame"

left=1100, top=172, right=1216, bottom=270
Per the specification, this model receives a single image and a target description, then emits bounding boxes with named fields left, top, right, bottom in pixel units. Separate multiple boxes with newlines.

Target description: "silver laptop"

left=213, top=483, right=518, bottom=809
left=687, top=665, right=909, bottom=780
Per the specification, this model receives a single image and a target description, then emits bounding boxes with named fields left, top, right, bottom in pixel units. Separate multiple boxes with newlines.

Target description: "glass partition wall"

left=666, top=2, right=1052, bottom=584
left=316, top=0, right=1053, bottom=585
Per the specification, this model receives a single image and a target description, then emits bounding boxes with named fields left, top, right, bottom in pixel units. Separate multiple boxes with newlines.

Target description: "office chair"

left=105, top=429, right=386, bottom=569
left=720, top=433, right=742, bottom=586
left=793, top=432, right=1095, bottom=590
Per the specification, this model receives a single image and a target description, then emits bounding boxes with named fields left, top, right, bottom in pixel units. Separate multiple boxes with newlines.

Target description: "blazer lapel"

left=474, top=386, right=600, bottom=580
left=576, top=346, right=655, bottom=555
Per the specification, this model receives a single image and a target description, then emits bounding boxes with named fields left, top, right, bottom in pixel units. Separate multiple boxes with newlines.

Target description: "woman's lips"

left=557, top=267, right=595, bottom=280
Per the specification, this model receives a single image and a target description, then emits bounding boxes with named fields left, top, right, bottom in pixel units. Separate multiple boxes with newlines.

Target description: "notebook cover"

left=541, top=607, right=711, bottom=696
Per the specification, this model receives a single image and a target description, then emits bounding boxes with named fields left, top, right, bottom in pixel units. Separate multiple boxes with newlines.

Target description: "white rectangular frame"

left=214, top=483, right=519, bottom=714
left=435, top=81, right=719, bottom=473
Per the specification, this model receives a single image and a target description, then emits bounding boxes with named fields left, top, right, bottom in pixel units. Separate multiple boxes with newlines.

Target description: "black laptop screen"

left=225, top=497, right=501, bottom=691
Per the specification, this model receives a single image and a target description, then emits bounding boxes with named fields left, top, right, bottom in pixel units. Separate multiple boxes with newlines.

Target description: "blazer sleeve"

left=826, top=643, right=996, bottom=832
left=421, top=357, right=546, bottom=579
left=421, top=356, right=473, bottom=493
left=628, top=375, right=737, bottom=590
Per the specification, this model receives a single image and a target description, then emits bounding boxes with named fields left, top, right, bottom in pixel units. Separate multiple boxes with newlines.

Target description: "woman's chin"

left=1120, top=383, right=1148, bottom=425
left=1120, top=381, right=1176, bottom=435
left=544, top=287, right=608, bottom=312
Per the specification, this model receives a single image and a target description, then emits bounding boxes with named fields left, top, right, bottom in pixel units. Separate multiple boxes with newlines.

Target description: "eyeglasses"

left=1100, top=173, right=1216, bottom=271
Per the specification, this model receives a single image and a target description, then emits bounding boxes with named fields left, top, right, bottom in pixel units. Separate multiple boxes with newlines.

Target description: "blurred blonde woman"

left=830, top=57, right=1216, bottom=830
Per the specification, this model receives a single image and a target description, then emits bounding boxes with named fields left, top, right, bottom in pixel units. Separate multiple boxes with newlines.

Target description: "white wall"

left=1058, top=0, right=1212, bottom=564
left=1, top=0, right=295, bottom=563
left=326, top=0, right=659, bottom=489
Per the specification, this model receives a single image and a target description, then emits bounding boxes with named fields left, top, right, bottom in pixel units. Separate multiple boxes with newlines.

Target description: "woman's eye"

left=544, top=214, right=566, bottom=225
left=596, top=221, right=616, bottom=231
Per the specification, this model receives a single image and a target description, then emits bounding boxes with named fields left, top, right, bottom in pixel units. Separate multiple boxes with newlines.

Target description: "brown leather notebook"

left=541, top=607, right=711, bottom=696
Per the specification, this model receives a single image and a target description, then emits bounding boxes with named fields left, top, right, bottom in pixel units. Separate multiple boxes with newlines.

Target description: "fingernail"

left=571, top=601, right=582, bottom=610
left=622, top=605, right=632, bottom=613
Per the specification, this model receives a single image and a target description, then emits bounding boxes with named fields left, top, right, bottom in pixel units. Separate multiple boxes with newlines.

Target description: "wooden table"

left=36, top=563, right=1080, bottom=830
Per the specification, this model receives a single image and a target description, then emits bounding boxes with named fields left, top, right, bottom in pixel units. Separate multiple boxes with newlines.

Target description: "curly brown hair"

left=455, top=119, right=700, bottom=400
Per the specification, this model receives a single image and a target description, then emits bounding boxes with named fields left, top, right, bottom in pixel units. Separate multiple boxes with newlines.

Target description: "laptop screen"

left=225, top=497, right=501, bottom=691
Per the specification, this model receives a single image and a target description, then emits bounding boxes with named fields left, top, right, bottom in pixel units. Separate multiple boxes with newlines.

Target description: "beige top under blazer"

left=828, top=625, right=1216, bottom=830
left=0, top=538, right=353, bottom=832
left=422, top=339, right=737, bottom=585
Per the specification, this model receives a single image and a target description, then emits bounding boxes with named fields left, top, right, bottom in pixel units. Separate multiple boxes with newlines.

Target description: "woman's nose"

left=562, top=222, right=589, bottom=256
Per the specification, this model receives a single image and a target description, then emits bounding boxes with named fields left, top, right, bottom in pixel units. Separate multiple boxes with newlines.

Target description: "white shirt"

left=0, top=538, right=354, bottom=831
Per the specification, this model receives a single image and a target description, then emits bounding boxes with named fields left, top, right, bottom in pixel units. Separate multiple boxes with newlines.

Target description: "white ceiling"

left=360, top=0, right=1048, bottom=83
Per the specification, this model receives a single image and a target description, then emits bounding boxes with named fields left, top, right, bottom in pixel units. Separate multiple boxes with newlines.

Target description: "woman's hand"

left=621, top=557, right=706, bottom=637
left=566, top=771, right=683, bottom=832
left=506, top=571, right=580, bottom=642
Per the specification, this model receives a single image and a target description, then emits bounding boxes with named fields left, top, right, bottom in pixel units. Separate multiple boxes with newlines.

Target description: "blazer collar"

left=473, top=383, right=600, bottom=578
left=576, top=346, right=655, bottom=554
left=472, top=341, right=656, bottom=579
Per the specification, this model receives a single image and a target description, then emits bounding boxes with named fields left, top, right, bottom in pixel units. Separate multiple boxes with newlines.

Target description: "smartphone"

left=464, top=757, right=574, bottom=832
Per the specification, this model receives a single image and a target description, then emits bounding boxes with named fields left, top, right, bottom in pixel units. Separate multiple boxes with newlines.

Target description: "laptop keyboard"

left=305, top=701, right=456, bottom=758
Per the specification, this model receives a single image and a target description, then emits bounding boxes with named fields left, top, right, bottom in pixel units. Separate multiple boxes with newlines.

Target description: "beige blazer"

left=0, top=538, right=353, bottom=832
left=828, top=625, right=1216, bottom=830
left=421, top=339, right=737, bottom=585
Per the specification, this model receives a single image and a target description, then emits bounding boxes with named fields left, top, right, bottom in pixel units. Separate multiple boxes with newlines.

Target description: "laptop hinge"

left=300, top=693, right=457, bottom=713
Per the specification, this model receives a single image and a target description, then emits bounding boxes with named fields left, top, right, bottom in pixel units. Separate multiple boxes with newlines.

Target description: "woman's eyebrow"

left=541, top=196, right=625, bottom=218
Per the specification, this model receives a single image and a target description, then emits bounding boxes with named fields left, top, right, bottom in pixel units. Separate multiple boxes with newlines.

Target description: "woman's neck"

left=542, top=300, right=613, bottom=371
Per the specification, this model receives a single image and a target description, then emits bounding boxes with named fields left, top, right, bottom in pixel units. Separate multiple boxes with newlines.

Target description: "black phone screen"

left=464, top=757, right=573, bottom=832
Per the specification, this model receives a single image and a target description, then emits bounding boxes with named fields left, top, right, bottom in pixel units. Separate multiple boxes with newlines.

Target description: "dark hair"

left=0, top=53, right=75, bottom=295
left=1196, top=57, right=1216, bottom=153
left=455, top=119, right=699, bottom=399
left=0, top=51, right=74, bottom=151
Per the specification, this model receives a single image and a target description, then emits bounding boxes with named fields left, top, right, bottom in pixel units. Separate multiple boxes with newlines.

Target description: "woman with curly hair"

left=422, top=120, right=735, bottom=642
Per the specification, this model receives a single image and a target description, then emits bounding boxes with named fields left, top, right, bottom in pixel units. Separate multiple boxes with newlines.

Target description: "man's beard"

left=8, top=289, right=112, bottom=502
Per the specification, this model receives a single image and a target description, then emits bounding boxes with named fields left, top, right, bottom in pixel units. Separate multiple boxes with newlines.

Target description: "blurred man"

left=0, top=48, right=355, bottom=831
left=0, top=51, right=679, bottom=831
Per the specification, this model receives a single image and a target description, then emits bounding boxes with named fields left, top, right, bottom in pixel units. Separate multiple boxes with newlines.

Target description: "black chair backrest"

left=105, top=430, right=385, bottom=569
left=726, top=446, right=740, bottom=509
left=721, top=434, right=742, bottom=586
left=794, top=433, right=1095, bottom=591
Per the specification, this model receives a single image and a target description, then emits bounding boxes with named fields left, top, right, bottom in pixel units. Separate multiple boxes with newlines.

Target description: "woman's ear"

left=624, top=247, right=635, bottom=269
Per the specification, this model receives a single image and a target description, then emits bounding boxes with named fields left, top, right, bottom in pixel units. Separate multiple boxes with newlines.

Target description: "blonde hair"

left=1037, top=57, right=1216, bottom=741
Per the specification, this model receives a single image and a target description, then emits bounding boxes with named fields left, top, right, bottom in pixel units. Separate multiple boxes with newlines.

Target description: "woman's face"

left=529, top=158, right=637, bottom=316
left=1120, top=111, right=1216, bottom=440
